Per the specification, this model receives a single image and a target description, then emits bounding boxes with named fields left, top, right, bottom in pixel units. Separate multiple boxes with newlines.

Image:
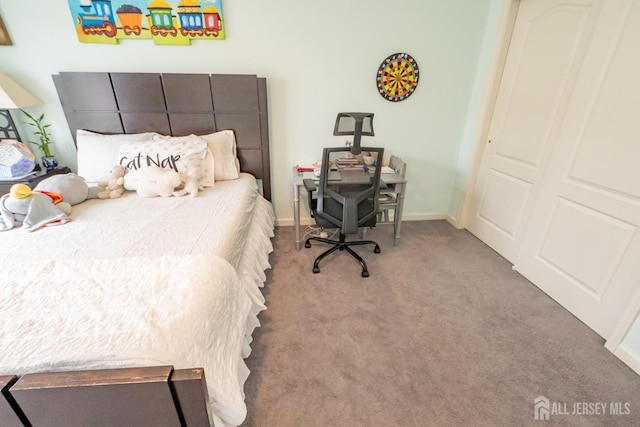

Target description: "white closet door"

left=466, top=0, right=600, bottom=262
left=515, top=0, right=640, bottom=339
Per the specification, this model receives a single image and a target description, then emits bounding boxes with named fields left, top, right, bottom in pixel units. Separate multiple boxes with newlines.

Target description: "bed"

left=0, top=72, right=274, bottom=427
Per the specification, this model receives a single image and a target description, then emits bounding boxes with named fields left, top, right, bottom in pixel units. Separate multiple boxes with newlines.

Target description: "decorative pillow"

left=198, top=130, right=240, bottom=181
left=77, top=130, right=157, bottom=184
left=121, top=134, right=215, bottom=187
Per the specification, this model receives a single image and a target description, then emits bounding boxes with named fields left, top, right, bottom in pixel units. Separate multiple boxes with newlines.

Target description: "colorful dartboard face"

left=376, top=52, right=419, bottom=102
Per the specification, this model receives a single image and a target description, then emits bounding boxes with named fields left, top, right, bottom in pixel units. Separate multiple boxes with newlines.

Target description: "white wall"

left=0, top=0, right=492, bottom=224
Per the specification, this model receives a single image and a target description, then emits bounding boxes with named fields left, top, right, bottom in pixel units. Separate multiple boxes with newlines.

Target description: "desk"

left=292, top=167, right=407, bottom=249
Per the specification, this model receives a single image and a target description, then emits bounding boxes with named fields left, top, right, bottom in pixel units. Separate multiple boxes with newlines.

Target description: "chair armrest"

left=303, top=178, right=318, bottom=215
left=303, top=178, right=317, bottom=193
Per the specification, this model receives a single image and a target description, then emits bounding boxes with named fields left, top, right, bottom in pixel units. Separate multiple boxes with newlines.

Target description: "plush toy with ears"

left=123, top=166, right=182, bottom=198
left=174, top=168, right=204, bottom=198
left=0, top=184, right=71, bottom=232
left=98, top=165, right=128, bottom=199
left=34, top=173, right=103, bottom=205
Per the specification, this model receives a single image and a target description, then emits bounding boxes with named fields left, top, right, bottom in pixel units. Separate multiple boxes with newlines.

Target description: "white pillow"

left=76, top=130, right=157, bottom=183
left=122, top=134, right=215, bottom=187
left=198, top=130, right=240, bottom=181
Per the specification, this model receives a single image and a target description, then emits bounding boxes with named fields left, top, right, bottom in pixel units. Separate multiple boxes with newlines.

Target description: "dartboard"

left=376, top=52, right=419, bottom=102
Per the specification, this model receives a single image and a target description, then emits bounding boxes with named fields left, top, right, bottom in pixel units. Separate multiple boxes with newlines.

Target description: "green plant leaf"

left=21, top=109, right=53, bottom=156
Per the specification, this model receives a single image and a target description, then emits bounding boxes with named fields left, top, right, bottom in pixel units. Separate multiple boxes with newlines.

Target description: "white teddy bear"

left=98, top=165, right=128, bottom=199
left=123, top=166, right=182, bottom=198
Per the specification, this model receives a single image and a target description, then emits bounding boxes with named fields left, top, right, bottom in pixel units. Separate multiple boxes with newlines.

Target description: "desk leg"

left=293, top=181, right=302, bottom=250
left=393, top=189, right=406, bottom=246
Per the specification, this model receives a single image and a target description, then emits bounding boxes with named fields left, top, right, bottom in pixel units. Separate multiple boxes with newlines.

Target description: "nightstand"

left=0, top=167, right=72, bottom=195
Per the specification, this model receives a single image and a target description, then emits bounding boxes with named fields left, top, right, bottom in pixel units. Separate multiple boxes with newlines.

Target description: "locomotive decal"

left=67, top=0, right=224, bottom=45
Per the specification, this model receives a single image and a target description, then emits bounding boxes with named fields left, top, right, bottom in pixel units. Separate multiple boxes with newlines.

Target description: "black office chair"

left=304, top=146, right=384, bottom=277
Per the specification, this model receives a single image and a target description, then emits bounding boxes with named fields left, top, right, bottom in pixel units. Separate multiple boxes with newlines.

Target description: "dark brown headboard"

left=52, top=72, right=271, bottom=200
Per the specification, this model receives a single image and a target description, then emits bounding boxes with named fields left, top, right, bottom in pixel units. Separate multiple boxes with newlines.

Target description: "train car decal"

left=67, top=0, right=224, bottom=44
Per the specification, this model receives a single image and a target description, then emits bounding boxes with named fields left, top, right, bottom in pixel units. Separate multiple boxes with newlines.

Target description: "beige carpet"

left=241, top=220, right=640, bottom=426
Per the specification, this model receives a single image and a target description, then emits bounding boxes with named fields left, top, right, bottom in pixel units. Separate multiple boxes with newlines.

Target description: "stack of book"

left=335, top=157, right=364, bottom=170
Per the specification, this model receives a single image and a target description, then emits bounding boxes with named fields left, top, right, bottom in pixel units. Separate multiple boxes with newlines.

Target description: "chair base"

left=305, top=232, right=380, bottom=277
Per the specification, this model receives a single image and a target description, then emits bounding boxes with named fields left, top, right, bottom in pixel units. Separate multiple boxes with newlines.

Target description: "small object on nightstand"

left=0, top=166, right=71, bottom=196
left=21, top=109, right=57, bottom=171
left=0, top=139, right=36, bottom=178
left=41, top=155, right=58, bottom=171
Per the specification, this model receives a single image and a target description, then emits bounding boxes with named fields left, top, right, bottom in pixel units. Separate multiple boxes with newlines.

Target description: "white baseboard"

left=612, top=344, right=640, bottom=376
left=446, top=213, right=466, bottom=229
left=276, top=214, right=446, bottom=227
left=277, top=217, right=313, bottom=227
left=402, top=213, right=447, bottom=221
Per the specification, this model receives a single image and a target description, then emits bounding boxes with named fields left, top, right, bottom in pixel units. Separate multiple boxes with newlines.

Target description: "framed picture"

left=66, top=0, right=225, bottom=45
left=0, top=15, right=12, bottom=46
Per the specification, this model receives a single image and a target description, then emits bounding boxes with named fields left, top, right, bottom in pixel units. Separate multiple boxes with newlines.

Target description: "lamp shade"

left=0, top=73, right=42, bottom=109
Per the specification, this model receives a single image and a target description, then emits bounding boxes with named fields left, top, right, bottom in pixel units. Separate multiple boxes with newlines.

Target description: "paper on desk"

left=367, top=166, right=395, bottom=174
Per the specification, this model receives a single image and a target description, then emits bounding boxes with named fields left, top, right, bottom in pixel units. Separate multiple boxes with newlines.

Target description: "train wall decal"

left=67, top=0, right=225, bottom=45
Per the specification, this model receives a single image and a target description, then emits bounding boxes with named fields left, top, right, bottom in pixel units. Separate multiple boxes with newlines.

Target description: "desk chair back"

left=389, top=155, right=406, bottom=177
left=316, top=147, right=384, bottom=235
left=379, top=155, right=406, bottom=223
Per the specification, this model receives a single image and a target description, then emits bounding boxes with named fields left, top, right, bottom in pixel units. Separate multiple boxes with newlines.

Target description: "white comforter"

left=0, top=173, right=275, bottom=427
left=0, top=174, right=261, bottom=265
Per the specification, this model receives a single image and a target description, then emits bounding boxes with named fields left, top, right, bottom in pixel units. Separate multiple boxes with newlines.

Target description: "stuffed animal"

left=0, top=184, right=71, bottom=231
left=34, top=173, right=103, bottom=205
left=174, top=168, right=204, bottom=198
left=98, top=165, right=128, bottom=199
left=123, top=166, right=182, bottom=198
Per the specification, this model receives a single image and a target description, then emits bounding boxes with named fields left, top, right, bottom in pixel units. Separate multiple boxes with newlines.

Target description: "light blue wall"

left=624, top=313, right=640, bottom=355
left=448, top=0, right=506, bottom=223
left=0, top=0, right=494, bottom=224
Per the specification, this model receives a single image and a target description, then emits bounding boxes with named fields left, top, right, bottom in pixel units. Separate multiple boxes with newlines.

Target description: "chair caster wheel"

left=313, top=266, right=320, bottom=273
left=362, top=270, right=369, bottom=277
left=305, top=242, right=311, bottom=248
left=374, top=246, right=380, bottom=253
